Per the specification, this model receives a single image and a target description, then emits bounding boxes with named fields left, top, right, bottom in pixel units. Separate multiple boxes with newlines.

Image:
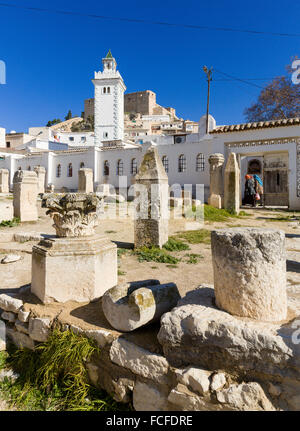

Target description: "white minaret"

left=92, top=50, right=126, bottom=146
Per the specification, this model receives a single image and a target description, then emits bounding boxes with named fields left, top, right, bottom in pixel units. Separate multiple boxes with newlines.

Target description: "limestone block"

left=7, top=328, right=35, bottom=350
left=78, top=168, right=93, bottom=193
left=175, top=367, right=212, bottom=395
left=110, top=338, right=169, bottom=384
left=14, top=232, right=42, bottom=243
left=268, top=383, right=282, bottom=397
left=208, top=153, right=224, bottom=209
left=0, top=169, right=9, bottom=194
left=31, top=235, right=117, bottom=304
left=34, top=166, right=46, bottom=194
left=13, top=170, right=38, bottom=222
left=28, top=317, right=51, bottom=342
left=1, top=311, right=16, bottom=323
left=210, top=372, right=226, bottom=391
left=168, top=384, right=218, bottom=411
left=133, top=381, right=168, bottom=411
left=134, top=146, right=169, bottom=249
left=18, top=309, right=30, bottom=323
left=0, top=294, right=23, bottom=313
left=224, top=152, right=240, bottom=213
left=0, top=338, right=5, bottom=351
left=1, top=254, right=21, bottom=264
left=157, top=287, right=300, bottom=381
left=102, top=280, right=180, bottom=332
left=86, top=362, right=99, bottom=387
left=216, top=382, right=275, bottom=411
left=211, top=228, right=287, bottom=321
left=15, top=320, right=29, bottom=334
left=84, top=328, right=116, bottom=348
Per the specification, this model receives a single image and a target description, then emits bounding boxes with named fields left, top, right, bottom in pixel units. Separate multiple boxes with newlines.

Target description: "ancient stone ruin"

left=34, top=166, right=46, bottom=194
left=0, top=169, right=9, bottom=193
left=13, top=170, right=38, bottom=222
left=102, top=279, right=180, bottom=332
left=208, top=153, right=224, bottom=209
left=224, top=152, right=240, bottom=213
left=78, top=168, right=94, bottom=193
left=31, top=193, right=117, bottom=303
left=211, top=228, right=287, bottom=321
left=134, top=145, right=169, bottom=248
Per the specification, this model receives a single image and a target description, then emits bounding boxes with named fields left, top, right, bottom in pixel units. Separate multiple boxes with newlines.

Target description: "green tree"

left=244, top=58, right=300, bottom=122
left=46, top=119, right=62, bottom=127
left=65, top=110, right=72, bottom=121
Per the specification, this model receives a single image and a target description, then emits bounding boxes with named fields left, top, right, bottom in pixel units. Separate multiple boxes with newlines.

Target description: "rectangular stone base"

left=31, top=234, right=117, bottom=304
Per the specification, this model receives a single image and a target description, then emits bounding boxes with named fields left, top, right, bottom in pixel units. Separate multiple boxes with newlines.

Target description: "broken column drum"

left=211, top=227, right=287, bottom=322
left=208, top=153, right=225, bottom=209
left=78, top=168, right=94, bottom=193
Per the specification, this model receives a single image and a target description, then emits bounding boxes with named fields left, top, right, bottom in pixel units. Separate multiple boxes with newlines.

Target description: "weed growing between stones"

left=0, top=330, right=132, bottom=411
left=162, top=237, right=190, bottom=252
left=0, top=217, right=20, bottom=228
left=184, top=253, right=203, bottom=264
left=134, top=246, right=180, bottom=264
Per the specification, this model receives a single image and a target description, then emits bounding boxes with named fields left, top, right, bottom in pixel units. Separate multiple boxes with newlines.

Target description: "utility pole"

left=203, top=66, right=213, bottom=134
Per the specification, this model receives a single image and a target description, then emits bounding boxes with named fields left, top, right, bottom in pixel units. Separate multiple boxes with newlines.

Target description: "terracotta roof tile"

left=210, top=117, right=300, bottom=134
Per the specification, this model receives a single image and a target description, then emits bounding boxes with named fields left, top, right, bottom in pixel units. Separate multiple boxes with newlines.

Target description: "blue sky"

left=0, top=0, right=299, bottom=132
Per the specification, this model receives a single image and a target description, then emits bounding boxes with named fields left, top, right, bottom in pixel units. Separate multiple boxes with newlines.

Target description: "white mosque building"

left=1, top=51, right=300, bottom=209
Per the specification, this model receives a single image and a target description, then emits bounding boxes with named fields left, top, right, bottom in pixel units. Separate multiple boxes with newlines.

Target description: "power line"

left=0, top=2, right=300, bottom=38
left=213, top=69, right=265, bottom=89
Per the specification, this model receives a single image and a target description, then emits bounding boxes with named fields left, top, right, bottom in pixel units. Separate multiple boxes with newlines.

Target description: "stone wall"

left=1, top=291, right=299, bottom=411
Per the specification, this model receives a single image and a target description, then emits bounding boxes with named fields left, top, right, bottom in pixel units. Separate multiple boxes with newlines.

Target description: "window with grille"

left=117, top=160, right=123, bottom=176
left=162, top=156, right=169, bottom=173
left=131, top=158, right=137, bottom=175
left=68, top=163, right=73, bottom=177
left=196, top=153, right=205, bottom=171
left=56, top=164, right=61, bottom=178
left=178, top=154, right=186, bottom=173
left=104, top=161, right=109, bottom=176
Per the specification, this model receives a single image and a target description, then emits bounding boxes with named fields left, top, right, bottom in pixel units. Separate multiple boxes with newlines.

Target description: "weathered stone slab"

left=1, top=254, right=21, bottom=264
left=13, top=170, right=38, bottom=222
left=28, top=317, right=51, bottom=342
left=174, top=367, right=212, bottom=395
left=216, top=382, right=275, bottom=411
left=78, top=168, right=93, bottom=193
left=133, top=381, right=168, bottom=411
left=31, top=235, right=118, bottom=303
left=208, top=153, right=224, bottom=209
left=0, top=294, right=23, bottom=313
left=134, top=145, right=169, bottom=249
left=211, top=228, right=287, bottom=321
left=34, top=166, right=46, bottom=194
left=110, top=337, right=169, bottom=384
left=1, top=311, right=17, bottom=323
left=0, top=169, right=9, bottom=194
left=102, top=280, right=180, bottom=332
left=6, top=328, right=35, bottom=350
left=158, top=287, right=300, bottom=381
left=18, top=309, right=30, bottom=323
left=224, top=152, right=240, bottom=213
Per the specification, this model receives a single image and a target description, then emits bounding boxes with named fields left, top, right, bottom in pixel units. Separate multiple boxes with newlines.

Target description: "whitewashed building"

left=1, top=51, right=300, bottom=209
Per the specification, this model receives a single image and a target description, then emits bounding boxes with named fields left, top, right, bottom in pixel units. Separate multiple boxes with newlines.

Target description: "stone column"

left=211, top=227, right=287, bottom=322
left=134, top=146, right=169, bottom=249
left=0, top=169, right=9, bottom=193
left=78, top=168, right=94, bottom=193
left=13, top=170, right=38, bottom=222
left=224, top=152, right=240, bottom=213
left=34, top=166, right=46, bottom=194
left=208, top=154, right=225, bottom=209
left=31, top=193, right=117, bottom=303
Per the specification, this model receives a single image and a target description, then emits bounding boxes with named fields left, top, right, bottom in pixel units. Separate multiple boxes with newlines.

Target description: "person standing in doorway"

left=253, top=174, right=264, bottom=206
left=244, top=175, right=256, bottom=206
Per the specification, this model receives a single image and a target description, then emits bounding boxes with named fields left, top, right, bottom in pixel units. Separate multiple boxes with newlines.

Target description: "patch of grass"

left=166, top=264, right=178, bottom=269
left=1, top=329, right=132, bottom=411
left=150, top=266, right=158, bottom=269
left=185, top=204, right=249, bottom=222
left=184, top=253, right=204, bottom=264
left=162, top=237, right=190, bottom=251
left=118, top=269, right=126, bottom=276
left=134, top=246, right=180, bottom=264
left=266, top=215, right=299, bottom=222
left=175, top=229, right=211, bottom=245
left=105, top=230, right=117, bottom=234
left=0, top=217, right=20, bottom=228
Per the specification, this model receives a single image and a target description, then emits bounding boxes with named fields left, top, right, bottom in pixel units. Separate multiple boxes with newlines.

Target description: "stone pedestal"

left=0, top=169, right=9, bottom=193
left=211, top=228, right=287, bottom=322
left=208, top=154, right=224, bottom=209
left=134, top=146, right=169, bottom=249
left=34, top=166, right=46, bottom=194
left=224, top=153, right=240, bottom=213
left=13, top=170, right=38, bottom=222
left=78, top=168, right=94, bottom=193
left=31, top=235, right=117, bottom=304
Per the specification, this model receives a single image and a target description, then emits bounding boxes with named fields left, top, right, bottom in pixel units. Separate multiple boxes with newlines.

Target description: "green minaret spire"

left=106, top=49, right=113, bottom=59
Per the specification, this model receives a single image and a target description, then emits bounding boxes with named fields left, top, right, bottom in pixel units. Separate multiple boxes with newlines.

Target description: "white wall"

left=0, top=127, right=5, bottom=147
